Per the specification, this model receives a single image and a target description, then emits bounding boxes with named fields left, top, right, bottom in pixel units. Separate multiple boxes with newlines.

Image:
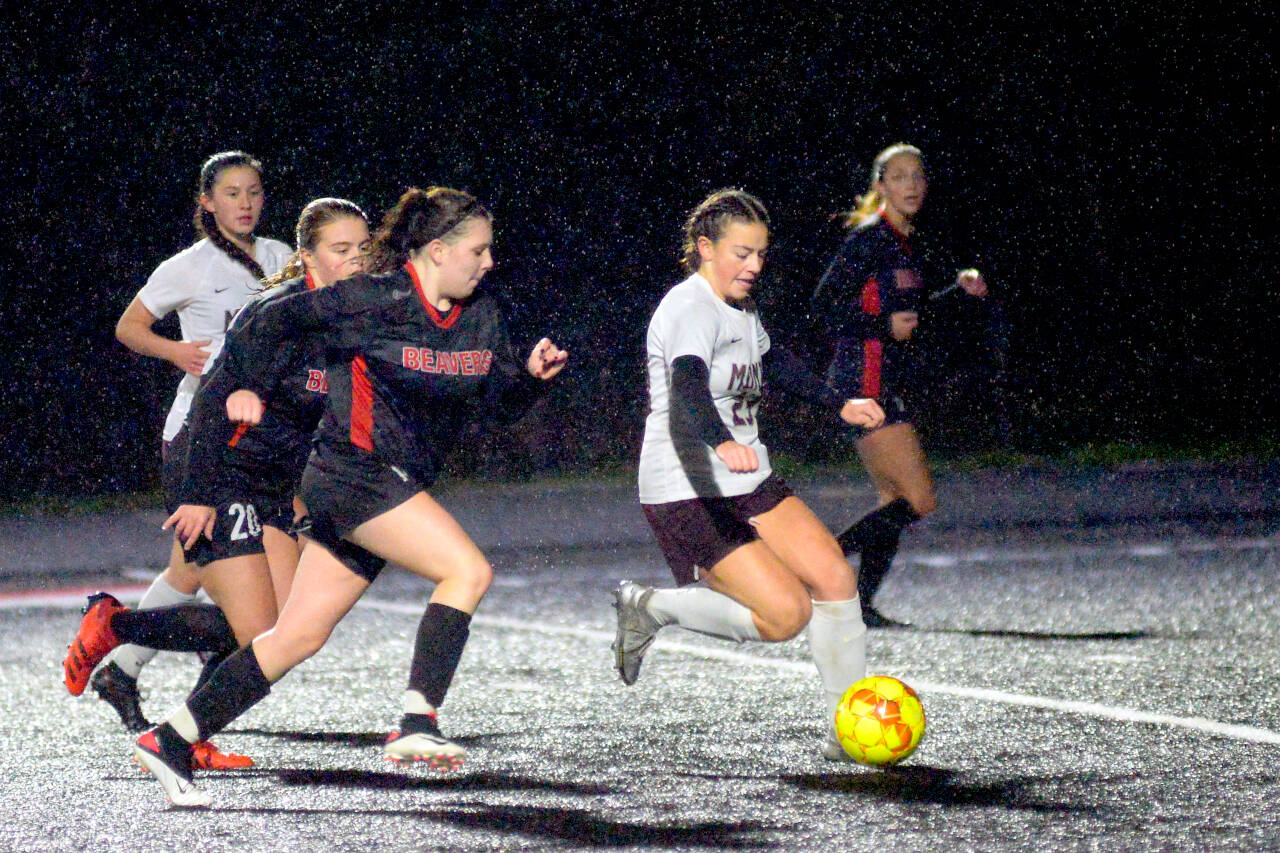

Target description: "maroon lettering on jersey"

left=400, top=347, right=494, bottom=377
left=305, top=369, right=328, bottom=394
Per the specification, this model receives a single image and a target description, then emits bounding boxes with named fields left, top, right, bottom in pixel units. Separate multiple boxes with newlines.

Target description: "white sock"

left=402, top=689, right=436, bottom=717
left=168, top=705, right=200, bottom=745
left=107, top=573, right=199, bottom=678
left=646, top=587, right=761, bottom=643
left=806, top=597, right=867, bottom=732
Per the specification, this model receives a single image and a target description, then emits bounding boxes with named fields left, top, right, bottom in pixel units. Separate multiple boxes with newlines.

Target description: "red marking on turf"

left=0, top=583, right=150, bottom=609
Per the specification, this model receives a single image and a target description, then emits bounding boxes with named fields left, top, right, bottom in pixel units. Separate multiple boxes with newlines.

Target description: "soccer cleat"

left=191, top=740, right=253, bottom=770
left=611, top=580, right=660, bottom=686
left=90, top=661, right=151, bottom=732
left=384, top=715, right=466, bottom=771
left=63, top=592, right=125, bottom=696
left=134, top=729, right=210, bottom=808
left=862, top=607, right=911, bottom=630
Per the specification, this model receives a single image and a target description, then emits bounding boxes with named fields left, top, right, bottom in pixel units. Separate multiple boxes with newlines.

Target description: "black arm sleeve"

left=670, top=355, right=733, bottom=448
left=761, top=344, right=846, bottom=410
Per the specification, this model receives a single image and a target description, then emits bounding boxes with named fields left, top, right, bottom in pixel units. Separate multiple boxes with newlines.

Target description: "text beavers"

left=401, top=347, right=495, bottom=376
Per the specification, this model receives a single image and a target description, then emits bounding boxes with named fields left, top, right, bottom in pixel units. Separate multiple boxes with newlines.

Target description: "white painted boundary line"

left=359, top=601, right=1280, bottom=747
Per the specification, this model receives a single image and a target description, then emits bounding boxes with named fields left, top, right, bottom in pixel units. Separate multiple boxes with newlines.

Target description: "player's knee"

left=904, top=491, right=936, bottom=518
left=757, top=594, right=812, bottom=642
left=453, top=557, right=493, bottom=601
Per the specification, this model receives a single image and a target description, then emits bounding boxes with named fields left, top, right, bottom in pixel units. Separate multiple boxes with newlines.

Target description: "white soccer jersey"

left=136, top=237, right=292, bottom=440
left=638, top=273, right=772, bottom=503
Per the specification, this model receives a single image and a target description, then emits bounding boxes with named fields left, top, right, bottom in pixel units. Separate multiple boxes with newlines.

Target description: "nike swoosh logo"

left=728, top=338, right=743, bottom=344
left=213, top=286, right=231, bottom=293
left=391, top=289, right=413, bottom=300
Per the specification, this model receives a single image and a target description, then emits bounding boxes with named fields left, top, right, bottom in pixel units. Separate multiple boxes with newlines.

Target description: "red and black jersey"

left=233, top=264, right=541, bottom=488
left=810, top=212, right=929, bottom=401
left=178, top=274, right=329, bottom=505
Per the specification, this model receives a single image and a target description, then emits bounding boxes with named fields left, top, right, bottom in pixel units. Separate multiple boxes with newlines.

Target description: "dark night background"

left=1, top=1, right=1275, bottom=501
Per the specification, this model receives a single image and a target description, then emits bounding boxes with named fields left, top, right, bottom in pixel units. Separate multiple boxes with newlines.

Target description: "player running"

left=130, top=186, right=568, bottom=807
left=65, top=199, right=371, bottom=768
left=73, top=152, right=290, bottom=737
left=612, top=189, right=884, bottom=762
left=811, top=144, right=990, bottom=628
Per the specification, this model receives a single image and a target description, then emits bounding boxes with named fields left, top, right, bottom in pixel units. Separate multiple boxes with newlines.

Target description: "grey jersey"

left=638, top=273, right=771, bottom=503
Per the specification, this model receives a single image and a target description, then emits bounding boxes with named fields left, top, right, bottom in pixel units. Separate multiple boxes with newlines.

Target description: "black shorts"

left=297, top=444, right=414, bottom=581
left=292, top=515, right=387, bottom=583
left=850, top=392, right=913, bottom=441
left=160, top=425, right=191, bottom=516
left=642, top=475, right=793, bottom=586
left=185, top=493, right=295, bottom=567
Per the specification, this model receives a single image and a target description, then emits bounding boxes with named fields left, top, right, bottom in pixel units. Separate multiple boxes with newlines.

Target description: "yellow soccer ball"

left=834, top=675, right=926, bottom=766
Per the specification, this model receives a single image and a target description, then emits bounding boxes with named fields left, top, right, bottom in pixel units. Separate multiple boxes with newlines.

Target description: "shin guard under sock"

left=183, top=644, right=272, bottom=743
left=836, top=498, right=920, bottom=557
left=805, top=598, right=868, bottom=727
left=408, top=603, right=472, bottom=709
left=111, top=604, right=235, bottom=653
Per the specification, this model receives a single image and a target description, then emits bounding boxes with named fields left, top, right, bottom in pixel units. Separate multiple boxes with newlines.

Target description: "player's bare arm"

left=116, top=296, right=212, bottom=376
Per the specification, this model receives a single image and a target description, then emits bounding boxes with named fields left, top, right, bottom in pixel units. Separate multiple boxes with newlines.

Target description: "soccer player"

left=131, top=187, right=568, bottom=807
left=612, top=189, right=885, bottom=762
left=810, top=143, right=990, bottom=628
left=76, top=152, right=290, bottom=734
left=65, top=199, right=371, bottom=768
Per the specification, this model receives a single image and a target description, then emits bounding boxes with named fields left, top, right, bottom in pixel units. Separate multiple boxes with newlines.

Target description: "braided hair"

left=193, top=150, right=266, bottom=280
left=680, top=188, right=770, bottom=273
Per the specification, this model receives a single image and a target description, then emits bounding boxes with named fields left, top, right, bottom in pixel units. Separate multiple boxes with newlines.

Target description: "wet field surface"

left=2, top=461, right=1278, bottom=851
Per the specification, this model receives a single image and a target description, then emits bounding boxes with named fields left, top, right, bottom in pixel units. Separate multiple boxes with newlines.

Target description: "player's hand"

left=889, top=311, right=919, bottom=341
left=226, top=389, right=265, bottom=425
left=527, top=337, right=569, bottom=380
left=957, top=268, right=988, bottom=298
left=715, top=440, right=759, bottom=473
left=171, top=339, right=213, bottom=377
left=163, top=504, right=216, bottom=551
left=840, top=398, right=885, bottom=429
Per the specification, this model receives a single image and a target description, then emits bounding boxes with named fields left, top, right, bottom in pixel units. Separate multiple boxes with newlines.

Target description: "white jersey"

left=638, top=273, right=772, bottom=503
left=136, top=236, right=292, bottom=440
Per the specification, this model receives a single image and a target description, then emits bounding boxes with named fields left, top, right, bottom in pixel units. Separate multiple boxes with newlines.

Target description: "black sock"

left=111, top=604, right=234, bottom=652
left=836, top=498, right=921, bottom=557
left=186, top=644, right=272, bottom=743
left=407, top=602, right=472, bottom=709
left=193, top=642, right=237, bottom=692
left=858, top=529, right=903, bottom=611
left=151, top=723, right=196, bottom=776
left=400, top=712, right=438, bottom=736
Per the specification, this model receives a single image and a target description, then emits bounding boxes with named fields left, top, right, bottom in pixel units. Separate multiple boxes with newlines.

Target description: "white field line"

left=359, top=600, right=1280, bottom=747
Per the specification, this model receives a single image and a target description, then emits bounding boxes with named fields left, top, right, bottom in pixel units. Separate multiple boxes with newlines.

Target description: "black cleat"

left=91, top=661, right=151, bottom=732
left=862, top=607, right=912, bottom=630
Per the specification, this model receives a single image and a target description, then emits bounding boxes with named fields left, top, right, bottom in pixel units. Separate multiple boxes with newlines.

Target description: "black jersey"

left=234, top=264, right=542, bottom=488
left=178, top=274, right=328, bottom=505
left=811, top=212, right=936, bottom=401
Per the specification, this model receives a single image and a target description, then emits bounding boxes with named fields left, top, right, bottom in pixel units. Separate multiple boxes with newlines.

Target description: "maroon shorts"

left=642, top=476, right=793, bottom=586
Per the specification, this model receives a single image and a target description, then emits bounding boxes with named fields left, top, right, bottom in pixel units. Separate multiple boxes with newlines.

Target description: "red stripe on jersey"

left=350, top=355, right=374, bottom=451
left=861, top=339, right=883, bottom=399
left=861, top=275, right=881, bottom=314
left=227, top=423, right=250, bottom=448
left=403, top=262, right=461, bottom=329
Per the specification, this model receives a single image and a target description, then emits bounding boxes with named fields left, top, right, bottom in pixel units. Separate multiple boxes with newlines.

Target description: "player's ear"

left=199, top=192, right=216, bottom=214
left=696, top=235, right=715, bottom=263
